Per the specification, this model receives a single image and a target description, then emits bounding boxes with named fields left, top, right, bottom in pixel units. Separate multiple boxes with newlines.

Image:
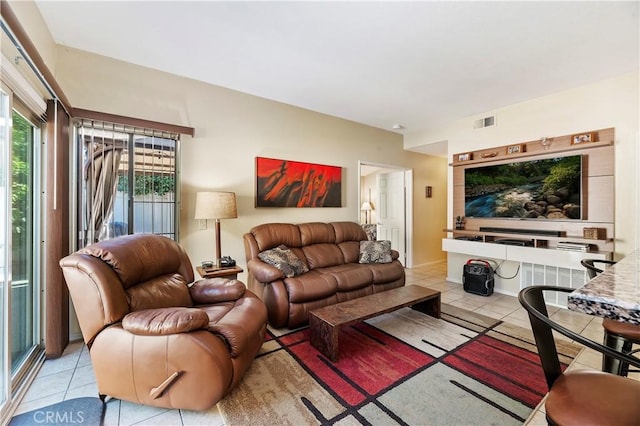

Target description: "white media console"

left=442, top=235, right=611, bottom=305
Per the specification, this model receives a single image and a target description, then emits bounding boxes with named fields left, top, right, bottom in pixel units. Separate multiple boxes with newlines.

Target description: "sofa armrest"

left=247, top=258, right=284, bottom=282
left=190, top=278, right=246, bottom=304
left=122, top=307, right=209, bottom=336
left=390, top=249, right=400, bottom=260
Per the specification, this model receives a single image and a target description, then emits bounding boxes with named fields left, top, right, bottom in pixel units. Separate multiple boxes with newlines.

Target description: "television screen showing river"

left=464, top=155, right=582, bottom=220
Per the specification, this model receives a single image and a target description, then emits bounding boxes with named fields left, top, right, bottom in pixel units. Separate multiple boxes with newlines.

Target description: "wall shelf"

left=442, top=238, right=611, bottom=270
left=444, top=229, right=613, bottom=254
left=452, top=127, right=614, bottom=167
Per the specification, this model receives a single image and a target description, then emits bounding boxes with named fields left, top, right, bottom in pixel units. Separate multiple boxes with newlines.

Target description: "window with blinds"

left=75, top=119, right=180, bottom=247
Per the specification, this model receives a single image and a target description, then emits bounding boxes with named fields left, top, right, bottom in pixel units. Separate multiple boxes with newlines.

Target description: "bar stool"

left=581, top=259, right=640, bottom=376
left=519, top=285, right=640, bottom=425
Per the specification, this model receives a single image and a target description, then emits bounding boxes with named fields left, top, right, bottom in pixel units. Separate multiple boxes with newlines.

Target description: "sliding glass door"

left=0, top=86, right=10, bottom=422
left=0, top=86, right=42, bottom=421
left=10, top=109, right=40, bottom=375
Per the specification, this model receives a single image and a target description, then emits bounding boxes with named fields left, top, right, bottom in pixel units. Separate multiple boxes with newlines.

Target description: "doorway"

left=358, top=161, right=413, bottom=267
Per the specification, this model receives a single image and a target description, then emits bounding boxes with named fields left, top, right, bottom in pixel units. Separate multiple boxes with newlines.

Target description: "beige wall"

left=406, top=72, right=640, bottom=256
left=49, top=46, right=447, bottom=274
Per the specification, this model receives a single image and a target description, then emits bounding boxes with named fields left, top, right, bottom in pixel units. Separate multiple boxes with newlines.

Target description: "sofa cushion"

left=361, top=224, right=377, bottom=241
left=258, top=245, right=309, bottom=278
left=299, top=222, right=336, bottom=245
left=368, top=261, right=405, bottom=283
left=317, top=264, right=373, bottom=291
left=332, top=221, right=368, bottom=243
left=359, top=240, right=393, bottom=264
left=126, top=273, right=192, bottom=311
left=302, top=243, right=345, bottom=269
left=283, top=270, right=338, bottom=303
left=251, top=223, right=302, bottom=251
left=338, top=241, right=361, bottom=264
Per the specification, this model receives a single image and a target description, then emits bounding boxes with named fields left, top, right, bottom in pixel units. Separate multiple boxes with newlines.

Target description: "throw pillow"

left=258, top=245, right=309, bottom=278
left=359, top=240, right=392, bottom=264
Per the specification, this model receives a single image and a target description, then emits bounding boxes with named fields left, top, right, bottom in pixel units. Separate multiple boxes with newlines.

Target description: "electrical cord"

left=483, top=259, right=521, bottom=280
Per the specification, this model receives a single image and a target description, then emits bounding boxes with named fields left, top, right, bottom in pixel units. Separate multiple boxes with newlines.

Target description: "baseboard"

left=69, top=331, right=83, bottom=342
left=410, top=258, right=447, bottom=269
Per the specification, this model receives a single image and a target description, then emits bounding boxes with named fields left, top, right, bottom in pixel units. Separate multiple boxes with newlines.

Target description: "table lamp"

left=360, top=201, right=372, bottom=224
left=194, top=191, right=238, bottom=267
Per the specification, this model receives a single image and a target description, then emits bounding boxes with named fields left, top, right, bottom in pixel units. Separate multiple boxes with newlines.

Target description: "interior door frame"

left=358, top=161, right=413, bottom=268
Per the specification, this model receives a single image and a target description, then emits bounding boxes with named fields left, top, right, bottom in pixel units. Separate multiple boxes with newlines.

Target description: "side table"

left=196, top=265, right=243, bottom=280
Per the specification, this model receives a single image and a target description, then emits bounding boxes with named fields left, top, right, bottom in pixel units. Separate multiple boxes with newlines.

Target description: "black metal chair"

left=580, top=259, right=617, bottom=279
left=581, top=258, right=640, bottom=376
left=518, top=285, right=640, bottom=426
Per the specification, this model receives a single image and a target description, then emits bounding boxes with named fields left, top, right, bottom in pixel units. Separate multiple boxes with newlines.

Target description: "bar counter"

left=568, top=250, right=640, bottom=325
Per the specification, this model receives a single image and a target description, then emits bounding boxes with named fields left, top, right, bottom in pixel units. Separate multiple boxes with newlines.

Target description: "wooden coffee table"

left=309, top=285, right=441, bottom=362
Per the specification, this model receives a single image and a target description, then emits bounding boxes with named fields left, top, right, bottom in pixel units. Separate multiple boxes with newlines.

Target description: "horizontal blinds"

left=0, top=53, right=47, bottom=117
left=73, top=108, right=194, bottom=138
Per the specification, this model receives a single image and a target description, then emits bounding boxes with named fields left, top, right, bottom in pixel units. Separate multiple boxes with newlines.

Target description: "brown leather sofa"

left=243, top=221, right=405, bottom=329
left=59, top=234, right=267, bottom=411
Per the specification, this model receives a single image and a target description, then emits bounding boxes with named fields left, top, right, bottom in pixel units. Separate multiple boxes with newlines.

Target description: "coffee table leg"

left=309, top=314, right=339, bottom=362
left=412, top=294, right=441, bottom=319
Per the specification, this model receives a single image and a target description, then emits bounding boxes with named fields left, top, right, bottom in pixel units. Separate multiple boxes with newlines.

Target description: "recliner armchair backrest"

left=60, top=234, right=195, bottom=346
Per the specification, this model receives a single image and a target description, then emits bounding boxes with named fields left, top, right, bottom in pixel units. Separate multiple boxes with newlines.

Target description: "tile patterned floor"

left=12, top=260, right=638, bottom=425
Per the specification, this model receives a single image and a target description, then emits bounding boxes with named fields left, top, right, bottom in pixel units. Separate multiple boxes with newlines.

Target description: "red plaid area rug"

left=218, top=304, right=580, bottom=425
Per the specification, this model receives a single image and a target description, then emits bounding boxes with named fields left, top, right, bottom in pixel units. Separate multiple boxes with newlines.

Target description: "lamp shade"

left=360, top=201, right=372, bottom=212
left=195, top=191, right=238, bottom=220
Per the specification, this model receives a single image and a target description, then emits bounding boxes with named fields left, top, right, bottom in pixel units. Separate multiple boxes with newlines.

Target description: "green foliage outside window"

left=12, top=114, right=31, bottom=235
left=117, top=174, right=175, bottom=196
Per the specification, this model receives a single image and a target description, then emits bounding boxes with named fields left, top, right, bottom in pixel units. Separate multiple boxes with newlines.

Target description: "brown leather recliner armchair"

left=59, top=234, right=267, bottom=411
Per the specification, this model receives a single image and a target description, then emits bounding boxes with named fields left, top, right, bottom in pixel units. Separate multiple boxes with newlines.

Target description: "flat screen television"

left=464, top=155, right=583, bottom=220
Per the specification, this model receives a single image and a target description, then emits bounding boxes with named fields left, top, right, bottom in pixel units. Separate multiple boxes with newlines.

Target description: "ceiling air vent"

left=473, top=115, right=496, bottom=129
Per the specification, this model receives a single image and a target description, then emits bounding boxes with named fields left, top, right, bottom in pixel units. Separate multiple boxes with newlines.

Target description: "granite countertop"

left=568, top=250, right=640, bottom=325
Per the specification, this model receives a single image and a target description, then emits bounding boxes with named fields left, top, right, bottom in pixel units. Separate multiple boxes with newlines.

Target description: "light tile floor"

left=13, top=260, right=638, bottom=425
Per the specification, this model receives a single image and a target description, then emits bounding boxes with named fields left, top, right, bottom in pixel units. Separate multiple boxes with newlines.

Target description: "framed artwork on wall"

left=255, top=157, right=342, bottom=207
left=571, top=132, right=595, bottom=145
left=506, top=144, right=524, bottom=155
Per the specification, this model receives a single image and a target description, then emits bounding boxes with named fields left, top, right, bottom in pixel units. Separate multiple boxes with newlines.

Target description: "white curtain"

left=85, top=146, right=122, bottom=244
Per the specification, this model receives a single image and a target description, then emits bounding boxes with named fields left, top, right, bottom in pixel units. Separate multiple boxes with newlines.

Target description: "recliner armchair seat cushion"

left=122, top=307, right=209, bottom=336
left=126, top=274, right=192, bottom=311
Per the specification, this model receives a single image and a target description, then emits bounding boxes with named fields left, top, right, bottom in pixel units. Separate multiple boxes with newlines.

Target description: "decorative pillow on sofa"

left=258, top=245, right=309, bottom=278
left=358, top=240, right=392, bottom=264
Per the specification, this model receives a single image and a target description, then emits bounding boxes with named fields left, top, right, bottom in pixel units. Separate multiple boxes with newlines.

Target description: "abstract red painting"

left=256, top=157, right=342, bottom=207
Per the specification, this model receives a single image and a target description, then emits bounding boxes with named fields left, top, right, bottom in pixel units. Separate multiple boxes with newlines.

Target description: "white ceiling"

left=35, top=1, right=639, bottom=156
